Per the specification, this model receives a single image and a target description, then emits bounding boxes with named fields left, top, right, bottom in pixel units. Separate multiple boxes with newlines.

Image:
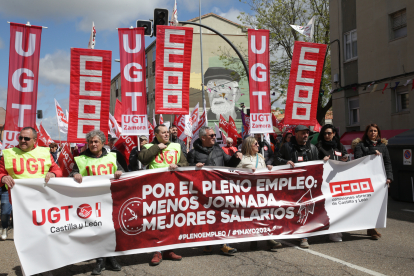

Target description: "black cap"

left=295, top=125, right=310, bottom=132
left=204, top=67, right=241, bottom=85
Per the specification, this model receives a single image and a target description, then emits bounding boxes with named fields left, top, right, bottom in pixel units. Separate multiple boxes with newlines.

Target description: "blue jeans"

left=1, top=189, right=12, bottom=229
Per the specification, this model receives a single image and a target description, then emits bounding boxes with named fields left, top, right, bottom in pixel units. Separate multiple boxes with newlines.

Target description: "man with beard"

left=205, top=67, right=242, bottom=121
left=275, top=125, right=318, bottom=249
left=169, top=124, right=187, bottom=158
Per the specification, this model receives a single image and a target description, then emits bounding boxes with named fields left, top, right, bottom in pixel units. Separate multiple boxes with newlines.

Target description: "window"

left=396, top=90, right=409, bottom=112
left=348, top=97, right=359, bottom=125
left=344, top=30, right=357, bottom=61
left=152, top=47, right=156, bottom=75
left=391, top=9, right=407, bottom=40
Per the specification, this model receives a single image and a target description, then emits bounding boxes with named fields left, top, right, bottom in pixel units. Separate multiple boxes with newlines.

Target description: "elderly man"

left=205, top=67, right=242, bottom=121
left=275, top=125, right=318, bottom=249
left=0, top=127, right=63, bottom=240
left=129, top=135, right=148, bottom=171
left=69, top=130, right=123, bottom=275
left=187, top=126, right=242, bottom=255
left=169, top=124, right=187, bottom=158
left=138, top=124, right=188, bottom=265
left=222, top=137, right=238, bottom=156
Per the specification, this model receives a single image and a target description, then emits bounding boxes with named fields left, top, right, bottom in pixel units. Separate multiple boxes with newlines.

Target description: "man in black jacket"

left=129, top=136, right=148, bottom=171
left=275, top=125, right=318, bottom=249
left=187, top=126, right=242, bottom=256
left=253, top=134, right=274, bottom=165
left=169, top=125, right=187, bottom=158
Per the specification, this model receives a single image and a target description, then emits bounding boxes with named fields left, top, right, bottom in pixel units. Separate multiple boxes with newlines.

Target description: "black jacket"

left=258, top=140, right=274, bottom=165
left=111, top=149, right=128, bottom=172
left=354, top=138, right=393, bottom=181
left=69, top=148, right=125, bottom=176
left=129, top=146, right=141, bottom=171
left=187, top=138, right=241, bottom=167
left=275, top=136, right=319, bottom=165
left=171, top=136, right=187, bottom=159
left=316, top=140, right=348, bottom=161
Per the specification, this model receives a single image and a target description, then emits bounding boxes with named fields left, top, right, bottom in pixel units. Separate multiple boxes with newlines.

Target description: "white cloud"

left=0, top=86, right=7, bottom=109
left=39, top=50, right=70, bottom=85
left=211, top=7, right=242, bottom=24
left=38, top=115, right=67, bottom=141
left=180, top=0, right=225, bottom=13
left=0, top=0, right=170, bottom=32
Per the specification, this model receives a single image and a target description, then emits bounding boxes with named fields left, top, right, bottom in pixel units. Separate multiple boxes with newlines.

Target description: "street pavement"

left=1, top=196, right=413, bottom=276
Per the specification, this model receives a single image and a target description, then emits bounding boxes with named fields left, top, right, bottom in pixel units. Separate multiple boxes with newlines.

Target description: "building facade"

left=110, top=13, right=250, bottom=129
left=330, top=0, right=413, bottom=134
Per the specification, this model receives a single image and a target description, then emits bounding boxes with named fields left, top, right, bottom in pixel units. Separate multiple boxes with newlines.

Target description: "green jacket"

left=138, top=138, right=188, bottom=168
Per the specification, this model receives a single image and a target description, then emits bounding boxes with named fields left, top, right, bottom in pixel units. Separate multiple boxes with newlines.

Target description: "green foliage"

left=218, top=0, right=332, bottom=123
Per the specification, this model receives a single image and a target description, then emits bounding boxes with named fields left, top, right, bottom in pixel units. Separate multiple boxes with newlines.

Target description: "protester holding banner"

left=253, top=134, right=274, bottom=165
left=353, top=123, right=393, bottom=241
left=187, top=126, right=242, bottom=256
left=0, top=127, right=63, bottom=240
left=274, top=125, right=318, bottom=248
left=317, top=124, right=348, bottom=162
left=108, top=137, right=128, bottom=172
left=69, top=130, right=123, bottom=274
left=129, top=136, right=148, bottom=171
left=316, top=124, right=348, bottom=242
left=137, top=124, right=187, bottom=265
left=169, top=125, right=187, bottom=158
left=236, top=136, right=283, bottom=251
left=222, top=137, right=238, bottom=156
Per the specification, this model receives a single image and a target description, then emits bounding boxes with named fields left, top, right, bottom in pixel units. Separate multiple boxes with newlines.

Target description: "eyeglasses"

left=324, top=132, right=333, bottom=136
left=253, top=142, right=259, bottom=146
left=18, top=136, right=32, bottom=141
left=208, top=134, right=216, bottom=138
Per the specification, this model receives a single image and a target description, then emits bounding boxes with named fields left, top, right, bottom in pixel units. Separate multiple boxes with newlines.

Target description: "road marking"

left=280, top=241, right=387, bottom=276
left=402, top=209, right=414, bottom=213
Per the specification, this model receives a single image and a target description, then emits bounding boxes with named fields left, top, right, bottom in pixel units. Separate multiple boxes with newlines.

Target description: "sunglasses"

left=324, top=132, right=333, bottom=136
left=18, top=136, right=32, bottom=141
left=208, top=134, right=216, bottom=138
left=253, top=142, right=259, bottom=146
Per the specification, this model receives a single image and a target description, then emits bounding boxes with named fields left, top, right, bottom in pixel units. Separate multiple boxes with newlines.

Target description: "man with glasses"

left=274, top=125, right=318, bottom=249
left=0, top=127, right=62, bottom=240
left=187, top=126, right=242, bottom=255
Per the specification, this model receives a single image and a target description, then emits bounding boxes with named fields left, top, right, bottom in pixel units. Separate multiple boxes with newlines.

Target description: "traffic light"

left=153, top=8, right=169, bottom=36
left=137, top=20, right=152, bottom=36
left=37, top=110, right=43, bottom=119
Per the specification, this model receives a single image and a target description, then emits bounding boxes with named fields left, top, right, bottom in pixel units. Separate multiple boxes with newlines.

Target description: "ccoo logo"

left=77, top=204, right=92, bottom=219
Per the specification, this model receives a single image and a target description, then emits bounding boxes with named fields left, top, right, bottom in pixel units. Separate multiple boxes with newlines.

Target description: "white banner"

left=54, top=99, right=68, bottom=134
left=12, top=156, right=387, bottom=275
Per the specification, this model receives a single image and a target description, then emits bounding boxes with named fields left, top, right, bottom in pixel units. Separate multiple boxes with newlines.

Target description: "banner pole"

left=261, top=133, right=264, bottom=156
left=55, top=116, right=62, bottom=147
left=199, top=0, right=206, bottom=113
left=138, top=137, right=141, bottom=170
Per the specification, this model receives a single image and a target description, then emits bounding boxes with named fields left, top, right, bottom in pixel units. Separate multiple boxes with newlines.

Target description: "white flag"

left=185, top=103, right=199, bottom=136
left=171, top=0, right=178, bottom=26
left=88, top=22, right=96, bottom=49
left=66, top=110, right=69, bottom=124
left=54, top=99, right=68, bottom=134
left=109, top=113, right=122, bottom=138
left=290, top=16, right=315, bottom=39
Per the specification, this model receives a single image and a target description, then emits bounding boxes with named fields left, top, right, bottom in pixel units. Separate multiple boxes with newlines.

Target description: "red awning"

left=340, top=129, right=409, bottom=145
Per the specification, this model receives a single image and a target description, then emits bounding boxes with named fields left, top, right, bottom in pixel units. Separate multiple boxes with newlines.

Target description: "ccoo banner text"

left=12, top=156, right=387, bottom=275
left=68, top=48, right=111, bottom=143
left=284, top=41, right=327, bottom=126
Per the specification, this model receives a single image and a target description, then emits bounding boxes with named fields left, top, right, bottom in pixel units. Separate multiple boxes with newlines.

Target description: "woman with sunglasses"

left=236, top=137, right=281, bottom=251
left=316, top=124, right=348, bottom=242
left=317, top=124, right=348, bottom=162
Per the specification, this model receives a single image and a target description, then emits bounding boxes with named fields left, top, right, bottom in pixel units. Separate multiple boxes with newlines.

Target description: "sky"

left=0, top=0, right=282, bottom=140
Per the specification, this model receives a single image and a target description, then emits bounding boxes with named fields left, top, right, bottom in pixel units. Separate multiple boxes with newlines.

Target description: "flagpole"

left=55, top=116, right=62, bottom=146
left=199, top=0, right=206, bottom=116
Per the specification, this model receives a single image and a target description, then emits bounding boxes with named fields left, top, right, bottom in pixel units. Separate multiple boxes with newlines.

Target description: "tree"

left=218, top=0, right=331, bottom=125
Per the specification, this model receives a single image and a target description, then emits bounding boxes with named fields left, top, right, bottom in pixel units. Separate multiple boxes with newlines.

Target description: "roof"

left=187, top=13, right=242, bottom=28
left=340, top=129, right=408, bottom=145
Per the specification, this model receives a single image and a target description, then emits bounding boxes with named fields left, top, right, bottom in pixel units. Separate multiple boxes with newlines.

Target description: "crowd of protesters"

left=0, top=122, right=392, bottom=275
